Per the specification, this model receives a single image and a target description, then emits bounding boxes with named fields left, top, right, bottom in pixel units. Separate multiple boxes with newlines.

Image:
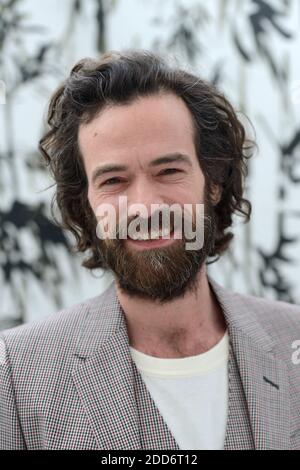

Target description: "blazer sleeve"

left=0, top=333, right=26, bottom=449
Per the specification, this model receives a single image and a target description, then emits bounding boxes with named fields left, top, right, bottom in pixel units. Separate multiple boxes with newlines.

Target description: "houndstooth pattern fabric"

left=132, top=361, right=180, bottom=450
left=223, top=340, right=255, bottom=449
left=1, top=275, right=300, bottom=449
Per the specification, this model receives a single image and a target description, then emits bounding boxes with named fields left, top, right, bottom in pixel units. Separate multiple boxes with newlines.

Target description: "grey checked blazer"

left=1, top=276, right=300, bottom=450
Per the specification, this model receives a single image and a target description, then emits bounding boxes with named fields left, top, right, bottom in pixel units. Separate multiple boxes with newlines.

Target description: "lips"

left=128, top=227, right=175, bottom=241
left=126, top=227, right=177, bottom=250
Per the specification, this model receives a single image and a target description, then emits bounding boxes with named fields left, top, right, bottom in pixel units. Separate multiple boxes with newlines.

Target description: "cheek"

left=88, top=187, right=119, bottom=212
left=173, top=179, right=204, bottom=205
left=190, top=173, right=205, bottom=202
left=88, top=190, right=121, bottom=233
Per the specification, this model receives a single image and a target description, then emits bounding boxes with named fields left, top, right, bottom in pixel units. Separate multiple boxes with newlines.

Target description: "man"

left=1, top=50, right=300, bottom=450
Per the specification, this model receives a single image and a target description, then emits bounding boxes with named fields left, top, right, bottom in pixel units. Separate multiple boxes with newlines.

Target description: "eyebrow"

left=91, top=152, right=193, bottom=186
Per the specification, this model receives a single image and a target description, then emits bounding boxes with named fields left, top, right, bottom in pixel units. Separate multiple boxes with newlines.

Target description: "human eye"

left=159, top=168, right=182, bottom=175
left=102, top=177, right=123, bottom=186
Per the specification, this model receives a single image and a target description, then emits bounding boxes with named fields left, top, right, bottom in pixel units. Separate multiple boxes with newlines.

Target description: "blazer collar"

left=74, top=275, right=275, bottom=359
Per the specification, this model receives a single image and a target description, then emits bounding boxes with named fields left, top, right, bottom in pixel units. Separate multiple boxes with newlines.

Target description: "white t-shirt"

left=129, top=330, right=229, bottom=450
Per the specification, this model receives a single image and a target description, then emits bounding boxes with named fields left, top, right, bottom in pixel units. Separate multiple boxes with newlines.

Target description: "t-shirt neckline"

left=129, top=329, right=229, bottom=378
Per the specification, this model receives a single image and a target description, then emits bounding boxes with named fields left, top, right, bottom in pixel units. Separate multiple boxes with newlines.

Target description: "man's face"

left=78, top=92, right=216, bottom=302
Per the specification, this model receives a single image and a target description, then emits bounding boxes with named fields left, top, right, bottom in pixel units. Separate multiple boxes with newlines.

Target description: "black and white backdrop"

left=0, top=0, right=299, bottom=328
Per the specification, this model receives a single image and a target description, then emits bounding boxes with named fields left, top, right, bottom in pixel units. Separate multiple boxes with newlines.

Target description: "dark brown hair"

left=39, top=49, right=253, bottom=269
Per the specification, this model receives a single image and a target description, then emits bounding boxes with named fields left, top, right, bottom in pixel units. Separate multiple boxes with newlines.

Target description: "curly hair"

left=39, top=49, right=253, bottom=270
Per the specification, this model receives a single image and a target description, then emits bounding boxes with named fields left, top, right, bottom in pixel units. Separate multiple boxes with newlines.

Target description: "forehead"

left=78, top=92, right=197, bottom=169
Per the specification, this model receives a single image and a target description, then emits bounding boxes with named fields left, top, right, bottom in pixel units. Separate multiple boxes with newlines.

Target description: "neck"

left=115, top=268, right=227, bottom=358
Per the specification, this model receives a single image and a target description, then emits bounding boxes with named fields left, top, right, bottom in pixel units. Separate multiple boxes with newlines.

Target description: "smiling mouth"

left=128, top=227, right=175, bottom=241
left=125, top=228, right=179, bottom=250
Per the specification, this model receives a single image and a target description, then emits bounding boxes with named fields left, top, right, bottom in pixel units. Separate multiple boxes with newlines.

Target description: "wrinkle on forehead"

left=78, top=92, right=198, bottom=175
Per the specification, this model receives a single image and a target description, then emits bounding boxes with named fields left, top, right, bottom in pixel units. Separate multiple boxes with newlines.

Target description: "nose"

left=126, top=177, right=166, bottom=220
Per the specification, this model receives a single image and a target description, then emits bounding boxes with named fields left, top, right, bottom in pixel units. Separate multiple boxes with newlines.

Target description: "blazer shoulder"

left=239, top=291, right=300, bottom=322
left=0, top=287, right=111, bottom=363
left=232, top=289, right=300, bottom=348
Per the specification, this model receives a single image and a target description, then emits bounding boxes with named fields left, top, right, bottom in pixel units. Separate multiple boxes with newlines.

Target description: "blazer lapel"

left=71, top=283, right=141, bottom=450
left=132, top=361, right=181, bottom=449
left=209, top=276, right=291, bottom=450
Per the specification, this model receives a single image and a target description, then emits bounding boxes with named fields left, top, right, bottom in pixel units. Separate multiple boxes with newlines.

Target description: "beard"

left=97, top=200, right=217, bottom=303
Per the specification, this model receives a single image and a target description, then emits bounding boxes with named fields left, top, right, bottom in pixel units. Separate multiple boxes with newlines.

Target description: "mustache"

left=115, top=207, right=195, bottom=239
